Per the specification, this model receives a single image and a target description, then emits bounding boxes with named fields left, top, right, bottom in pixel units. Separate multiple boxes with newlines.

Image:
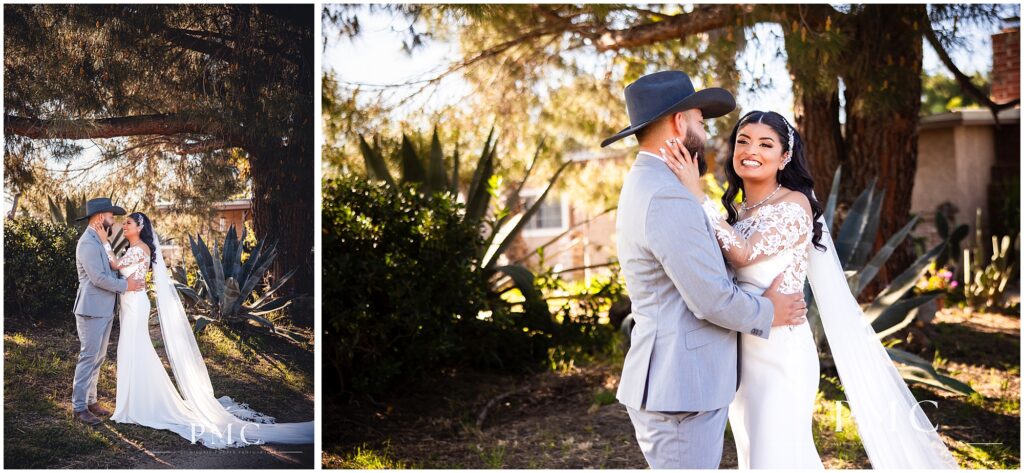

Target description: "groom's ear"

left=671, top=112, right=689, bottom=139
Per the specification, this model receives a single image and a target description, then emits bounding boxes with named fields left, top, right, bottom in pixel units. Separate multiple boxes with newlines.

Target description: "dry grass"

left=4, top=318, right=315, bottom=469
left=323, top=308, right=1019, bottom=469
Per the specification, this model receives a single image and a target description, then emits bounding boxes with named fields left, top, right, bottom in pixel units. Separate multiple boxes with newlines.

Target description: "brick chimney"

left=991, top=17, right=1020, bottom=104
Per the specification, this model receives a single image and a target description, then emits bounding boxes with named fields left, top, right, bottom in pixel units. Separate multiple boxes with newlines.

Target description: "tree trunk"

left=779, top=5, right=848, bottom=203
left=792, top=80, right=846, bottom=201
left=248, top=142, right=314, bottom=326
left=841, top=5, right=926, bottom=290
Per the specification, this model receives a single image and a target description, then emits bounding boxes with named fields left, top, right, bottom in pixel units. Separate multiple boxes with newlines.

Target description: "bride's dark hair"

left=129, top=212, right=157, bottom=264
left=722, top=110, right=825, bottom=251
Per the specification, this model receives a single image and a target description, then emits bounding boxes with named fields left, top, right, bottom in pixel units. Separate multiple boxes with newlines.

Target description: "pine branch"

left=5, top=113, right=229, bottom=141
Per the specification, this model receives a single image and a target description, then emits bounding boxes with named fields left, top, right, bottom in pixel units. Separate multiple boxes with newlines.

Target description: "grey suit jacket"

left=616, top=153, right=774, bottom=413
left=74, top=227, right=127, bottom=317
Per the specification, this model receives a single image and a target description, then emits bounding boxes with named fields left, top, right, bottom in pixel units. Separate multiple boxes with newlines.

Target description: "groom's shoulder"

left=76, top=229, right=95, bottom=247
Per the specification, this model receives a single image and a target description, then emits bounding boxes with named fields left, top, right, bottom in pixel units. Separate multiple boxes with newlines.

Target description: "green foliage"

left=4, top=217, right=80, bottom=322
left=358, top=126, right=572, bottom=317
left=963, top=208, right=1019, bottom=311
left=174, top=225, right=304, bottom=343
left=921, top=71, right=989, bottom=116
left=534, top=265, right=626, bottom=371
left=322, top=174, right=486, bottom=394
left=806, top=166, right=974, bottom=395
left=324, top=173, right=620, bottom=396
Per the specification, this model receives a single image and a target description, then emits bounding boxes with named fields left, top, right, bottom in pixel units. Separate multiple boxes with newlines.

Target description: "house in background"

left=155, top=198, right=253, bottom=265
left=911, top=19, right=1020, bottom=246
left=513, top=20, right=1020, bottom=282
left=505, top=150, right=629, bottom=284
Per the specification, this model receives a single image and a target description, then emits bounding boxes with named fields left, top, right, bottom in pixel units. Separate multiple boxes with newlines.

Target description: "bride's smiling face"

left=122, top=216, right=141, bottom=238
left=732, top=122, right=786, bottom=181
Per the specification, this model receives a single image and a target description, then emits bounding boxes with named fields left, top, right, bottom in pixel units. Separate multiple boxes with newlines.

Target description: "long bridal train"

left=110, top=231, right=312, bottom=448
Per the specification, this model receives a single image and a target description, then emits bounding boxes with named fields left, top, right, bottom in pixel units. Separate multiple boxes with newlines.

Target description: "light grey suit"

left=71, top=227, right=127, bottom=412
left=616, top=153, right=774, bottom=468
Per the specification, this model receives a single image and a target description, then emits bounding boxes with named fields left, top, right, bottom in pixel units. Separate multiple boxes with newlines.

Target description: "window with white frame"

left=521, top=189, right=569, bottom=237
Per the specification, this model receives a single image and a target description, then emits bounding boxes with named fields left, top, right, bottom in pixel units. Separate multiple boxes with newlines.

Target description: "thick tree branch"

left=159, top=27, right=238, bottom=62
left=592, top=5, right=755, bottom=52
left=924, top=21, right=1020, bottom=124
left=4, top=113, right=228, bottom=141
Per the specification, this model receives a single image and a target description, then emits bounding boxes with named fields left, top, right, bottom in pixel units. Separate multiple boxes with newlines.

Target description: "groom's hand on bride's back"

left=127, top=278, right=145, bottom=292
left=763, top=273, right=807, bottom=327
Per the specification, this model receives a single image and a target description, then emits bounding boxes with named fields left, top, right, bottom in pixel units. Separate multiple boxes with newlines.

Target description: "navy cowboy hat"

left=601, top=71, right=736, bottom=147
left=76, top=197, right=126, bottom=221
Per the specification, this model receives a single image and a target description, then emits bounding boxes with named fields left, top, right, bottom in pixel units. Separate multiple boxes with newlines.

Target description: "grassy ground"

left=323, top=308, right=1019, bottom=469
left=4, top=316, right=315, bottom=469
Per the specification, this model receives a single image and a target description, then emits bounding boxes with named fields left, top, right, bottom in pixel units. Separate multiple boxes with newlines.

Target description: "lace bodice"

left=116, top=245, right=151, bottom=282
left=702, top=198, right=812, bottom=294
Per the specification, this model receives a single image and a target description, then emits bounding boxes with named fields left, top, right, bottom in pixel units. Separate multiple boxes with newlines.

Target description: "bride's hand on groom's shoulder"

left=661, top=137, right=703, bottom=198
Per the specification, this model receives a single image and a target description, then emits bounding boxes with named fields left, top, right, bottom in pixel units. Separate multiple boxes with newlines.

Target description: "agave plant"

left=359, top=127, right=573, bottom=314
left=48, top=193, right=134, bottom=256
left=174, top=225, right=306, bottom=343
left=805, top=166, right=973, bottom=395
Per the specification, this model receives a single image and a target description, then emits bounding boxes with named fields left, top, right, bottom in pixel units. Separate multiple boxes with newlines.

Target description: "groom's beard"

left=683, top=131, right=708, bottom=176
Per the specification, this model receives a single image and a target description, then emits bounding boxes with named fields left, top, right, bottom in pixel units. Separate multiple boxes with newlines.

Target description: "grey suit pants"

left=626, top=405, right=729, bottom=469
left=71, top=314, right=114, bottom=412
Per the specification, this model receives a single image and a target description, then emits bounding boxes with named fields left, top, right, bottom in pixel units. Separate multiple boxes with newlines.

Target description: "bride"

left=660, top=110, right=958, bottom=469
left=97, top=212, right=313, bottom=448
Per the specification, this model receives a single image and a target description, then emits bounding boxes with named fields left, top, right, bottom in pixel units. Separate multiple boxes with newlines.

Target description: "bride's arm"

left=115, top=246, right=148, bottom=274
left=702, top=196, right=813, bottom=268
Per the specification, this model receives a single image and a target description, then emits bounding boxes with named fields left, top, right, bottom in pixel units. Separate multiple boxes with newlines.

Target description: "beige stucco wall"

left=912, top=124, right=996, bottom=243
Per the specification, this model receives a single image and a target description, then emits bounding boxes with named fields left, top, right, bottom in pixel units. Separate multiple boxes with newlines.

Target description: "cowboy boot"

left=88, top=402, right=112, bottom=417
left=74, top=409, right=102, bottom=426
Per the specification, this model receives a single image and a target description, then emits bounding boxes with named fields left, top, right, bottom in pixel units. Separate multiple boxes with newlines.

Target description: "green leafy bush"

left=323, top=174, right=487, bottom=394
left=4, top=217, right=80, bottom=323
left=325, top=173, right=607, bottom=396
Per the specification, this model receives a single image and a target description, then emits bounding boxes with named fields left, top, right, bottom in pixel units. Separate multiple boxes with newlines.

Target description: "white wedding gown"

left=700, top=195, right=959, bottom=469
left=109, top=243, right=313, bottom=448
left=702, top=199, right=824, bottom=469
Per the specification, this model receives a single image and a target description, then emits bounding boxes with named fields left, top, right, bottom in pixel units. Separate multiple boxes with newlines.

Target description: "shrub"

left=323, top=174, right=487, bottom=395
left=4, top=217, right=81, bottom=323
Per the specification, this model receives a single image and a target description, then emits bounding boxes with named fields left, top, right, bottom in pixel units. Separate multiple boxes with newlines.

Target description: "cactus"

left=964, top=209, right=1018, bottom=311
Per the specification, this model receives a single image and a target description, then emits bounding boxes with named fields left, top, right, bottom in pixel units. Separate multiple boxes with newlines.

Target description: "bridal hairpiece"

left=781, top=116, right=794, bottom=167
left=136, top=215, right=144, bottom=231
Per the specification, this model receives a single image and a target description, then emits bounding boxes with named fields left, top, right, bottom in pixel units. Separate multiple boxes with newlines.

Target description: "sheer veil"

left=151, top=230, right=313, bottom=447
left=807, top=217, right=958, bottom=468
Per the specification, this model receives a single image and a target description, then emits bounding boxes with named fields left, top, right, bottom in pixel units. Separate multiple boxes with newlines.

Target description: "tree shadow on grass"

left=4, top=320, right=314, bottom=469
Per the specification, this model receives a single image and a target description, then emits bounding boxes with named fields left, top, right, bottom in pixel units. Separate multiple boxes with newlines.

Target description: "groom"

left=71, top=198, right=143, bottom=425
left=604, top=71, right=808, bottom=468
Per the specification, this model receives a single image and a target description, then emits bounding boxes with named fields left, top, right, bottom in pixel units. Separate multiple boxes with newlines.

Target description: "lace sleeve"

left=701, top=198, right=812, bottom=269
left=117, top=246, right=144, bottom=266
left=117, top=246, right=150, bottom=279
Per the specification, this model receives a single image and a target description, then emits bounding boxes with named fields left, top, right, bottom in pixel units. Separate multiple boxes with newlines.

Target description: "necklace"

left=741, top=183, right=783, bottom=212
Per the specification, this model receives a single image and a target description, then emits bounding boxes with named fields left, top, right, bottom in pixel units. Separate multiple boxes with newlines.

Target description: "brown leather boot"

left=88, top=402, right=112, bottom=417
left=74, top=409, right=102, bottom=426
